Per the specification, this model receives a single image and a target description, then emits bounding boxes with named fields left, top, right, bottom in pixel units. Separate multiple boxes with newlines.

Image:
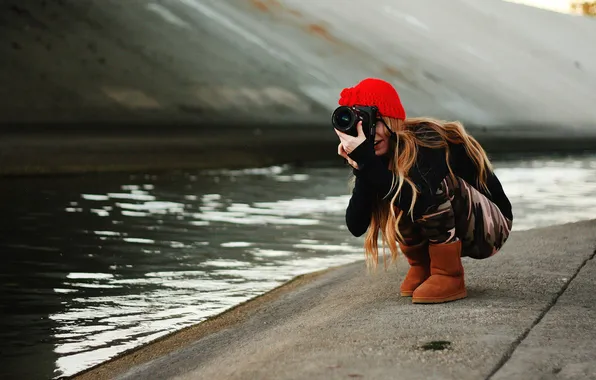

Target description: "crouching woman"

left=335, top=78, right=513, bottom=304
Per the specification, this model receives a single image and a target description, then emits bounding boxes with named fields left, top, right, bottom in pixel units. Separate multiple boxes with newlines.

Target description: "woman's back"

left=447, top=142, right=513, bottom=221
left=403, top=123, right=513, bottom=222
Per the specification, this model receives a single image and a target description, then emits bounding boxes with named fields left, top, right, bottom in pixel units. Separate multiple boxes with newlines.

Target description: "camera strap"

left=377, top=118, right=398, bottom=142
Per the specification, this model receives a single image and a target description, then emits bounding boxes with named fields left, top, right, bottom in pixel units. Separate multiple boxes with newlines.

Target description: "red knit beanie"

left=338, top=78, right=406, bottom=120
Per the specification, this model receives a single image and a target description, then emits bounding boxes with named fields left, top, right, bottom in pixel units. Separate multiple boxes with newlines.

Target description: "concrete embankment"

left=2, top=0, right=596, bottom=175
left=71, top=219, right=596, bottom=380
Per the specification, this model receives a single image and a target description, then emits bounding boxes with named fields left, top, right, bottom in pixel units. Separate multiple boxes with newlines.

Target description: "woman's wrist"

left=348, top=139, right=376, bottom=169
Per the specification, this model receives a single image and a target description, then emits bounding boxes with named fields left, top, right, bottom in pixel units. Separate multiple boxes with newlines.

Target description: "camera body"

left=331, top=105, right=378, bottom=140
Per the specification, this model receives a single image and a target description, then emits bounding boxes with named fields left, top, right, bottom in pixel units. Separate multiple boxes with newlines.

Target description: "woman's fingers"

left=338, top=142, right=359, bottom=169
left=356, top=121, right=365, bottom=138
left=336, top=125, right=366, bottom=154
left=337, top=143, right=345, bottom=157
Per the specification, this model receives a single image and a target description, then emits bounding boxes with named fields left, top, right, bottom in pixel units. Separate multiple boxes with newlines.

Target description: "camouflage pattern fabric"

left=399, top=176, right=512, bottom=259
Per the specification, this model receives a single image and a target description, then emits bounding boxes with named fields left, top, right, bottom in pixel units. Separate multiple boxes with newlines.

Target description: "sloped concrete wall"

left=1, top=0, right=595, bottom=174
left=222, top=0, right=596, bottom=133
left=0, top=0, right=327, bottom=126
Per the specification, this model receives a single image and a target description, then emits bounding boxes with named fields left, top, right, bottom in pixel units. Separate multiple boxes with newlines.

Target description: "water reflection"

left=494, top=155, right=596, bottom=230
left=0, top=154, right=595, bottom=379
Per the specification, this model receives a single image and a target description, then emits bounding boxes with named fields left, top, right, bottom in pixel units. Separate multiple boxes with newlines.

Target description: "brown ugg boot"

left=399, top=242, right=430, bottom=297
left=412, top=240, right=467, bottom=304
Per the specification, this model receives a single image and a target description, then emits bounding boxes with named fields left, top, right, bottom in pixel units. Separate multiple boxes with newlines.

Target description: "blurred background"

left=1, top=1, right=595, bottom=379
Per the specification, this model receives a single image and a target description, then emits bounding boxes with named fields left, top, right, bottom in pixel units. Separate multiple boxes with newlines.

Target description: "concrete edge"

left=65, top=266, right=344, bottom=380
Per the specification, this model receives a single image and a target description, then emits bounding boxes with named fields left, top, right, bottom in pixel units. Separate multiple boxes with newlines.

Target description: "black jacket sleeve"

left=347, top=139, right=414, bottom=209
left=345, top=138, right=449, bottom=229
left=345, top=171, right=377, bottom=237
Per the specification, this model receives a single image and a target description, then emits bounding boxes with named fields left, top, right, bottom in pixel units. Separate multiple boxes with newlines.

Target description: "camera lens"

left=332, top=106, right=355, bottom=131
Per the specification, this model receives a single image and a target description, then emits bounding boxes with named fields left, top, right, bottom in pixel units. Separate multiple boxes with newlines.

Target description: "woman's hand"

left=338, top=143, right=359, bottom=170
left=334, top=121, right=367, bottom=155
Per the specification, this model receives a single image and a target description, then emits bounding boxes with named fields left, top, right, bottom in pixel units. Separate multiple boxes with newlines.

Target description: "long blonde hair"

left=361, top=117, right=493, bottom=270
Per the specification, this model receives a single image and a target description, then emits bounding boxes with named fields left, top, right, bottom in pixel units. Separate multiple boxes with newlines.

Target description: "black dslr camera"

left=331, top=105, right=378, bottom=140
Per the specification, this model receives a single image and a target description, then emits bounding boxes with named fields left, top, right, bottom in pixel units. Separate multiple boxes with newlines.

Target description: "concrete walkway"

left=72, top=220, right=596, bottom=380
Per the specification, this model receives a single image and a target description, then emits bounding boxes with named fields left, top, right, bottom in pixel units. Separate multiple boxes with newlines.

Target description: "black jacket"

left=345, top=136, right=513, bottom=237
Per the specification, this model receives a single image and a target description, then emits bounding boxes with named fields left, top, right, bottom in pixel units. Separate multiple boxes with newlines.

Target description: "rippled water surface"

left=1, top=154, right=595, bottom=379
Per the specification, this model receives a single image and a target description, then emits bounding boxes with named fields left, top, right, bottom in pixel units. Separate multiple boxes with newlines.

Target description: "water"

left=1, top=154, right=595, bottom=380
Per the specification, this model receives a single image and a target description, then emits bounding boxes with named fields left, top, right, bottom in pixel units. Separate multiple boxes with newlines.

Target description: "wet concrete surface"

left=3, top=122, right=596, bottom=177
left=0, top=124, right=337, bottom=176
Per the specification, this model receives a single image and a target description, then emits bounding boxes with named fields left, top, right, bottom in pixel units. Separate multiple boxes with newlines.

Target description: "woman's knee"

left=461, top=217, right=513, bottom=259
